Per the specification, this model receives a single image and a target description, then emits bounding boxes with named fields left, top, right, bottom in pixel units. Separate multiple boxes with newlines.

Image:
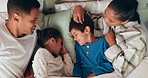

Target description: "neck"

left=86, top=34, right=97, bottom=44
left=6, top=20, right=26, bottom=38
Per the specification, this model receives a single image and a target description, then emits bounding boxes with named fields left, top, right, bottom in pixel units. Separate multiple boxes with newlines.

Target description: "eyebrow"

left=104, top=10, right=114, bottom=22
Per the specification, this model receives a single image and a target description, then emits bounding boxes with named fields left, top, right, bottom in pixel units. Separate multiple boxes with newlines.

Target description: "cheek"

left=104, top=18, right=112, bottom=26
left=79, top=36, right=87, bottom=45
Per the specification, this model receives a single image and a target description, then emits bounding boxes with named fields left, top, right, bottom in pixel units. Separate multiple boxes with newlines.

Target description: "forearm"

left=105, top=37, right=146, bottom=76
left=63, top=53, right=74, bottom=76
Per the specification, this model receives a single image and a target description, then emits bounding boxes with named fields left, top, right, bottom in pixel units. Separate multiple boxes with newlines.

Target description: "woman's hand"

left=105, top=30, right=116, bottom=46
left=73, top=5, right=85, bottom=24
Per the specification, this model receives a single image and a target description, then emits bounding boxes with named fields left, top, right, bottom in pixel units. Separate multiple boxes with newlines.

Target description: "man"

left=0, top=0, right=40, bottom=77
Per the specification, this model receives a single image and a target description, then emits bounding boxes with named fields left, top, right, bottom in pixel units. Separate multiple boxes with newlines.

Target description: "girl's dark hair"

left=37, top=28, right=62, bottom=48
left=69, top=14, right=94, bottom=34
left=7, top=0, right=40, bottom=17
left=108, top=0, right=140, bottom=23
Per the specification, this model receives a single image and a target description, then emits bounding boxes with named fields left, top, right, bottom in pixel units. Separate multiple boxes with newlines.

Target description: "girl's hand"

left=61, top=44, right=68, bottom=55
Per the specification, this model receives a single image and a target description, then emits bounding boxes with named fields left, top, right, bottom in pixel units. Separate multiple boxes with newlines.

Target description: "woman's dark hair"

left=69, top=14, right=94, bottom=34
left=108, top=0, right=140, bottom=23
left=37, top=28, right=62, bottom=48
left=7, top=0, right=40, bottom=17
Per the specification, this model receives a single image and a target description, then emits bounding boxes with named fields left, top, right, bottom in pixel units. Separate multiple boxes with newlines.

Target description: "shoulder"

left=35, top=48, right=51, bottom=57
left=97, top=36, right=107, bottom=43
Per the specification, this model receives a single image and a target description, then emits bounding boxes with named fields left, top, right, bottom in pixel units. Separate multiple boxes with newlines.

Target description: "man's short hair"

left=7, top=0, right=40, bottom=17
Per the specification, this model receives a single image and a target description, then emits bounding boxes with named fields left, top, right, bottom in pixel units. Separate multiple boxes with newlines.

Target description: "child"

left=69, top=14, right=114, bottom=78
left=32, top=28, right=73, bottom=78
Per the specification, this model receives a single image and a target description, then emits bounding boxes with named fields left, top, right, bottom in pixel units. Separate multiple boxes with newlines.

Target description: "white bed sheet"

left=0, top=0, right=7, bottom=12
left=0, top=12, right=8, bottom=24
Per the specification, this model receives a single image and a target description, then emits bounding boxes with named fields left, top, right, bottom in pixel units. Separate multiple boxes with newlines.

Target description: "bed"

left=0, top=0, right=148, bottom=78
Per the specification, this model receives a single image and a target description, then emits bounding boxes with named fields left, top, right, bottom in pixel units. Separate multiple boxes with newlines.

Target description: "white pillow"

left=0, top=13, right=8, bottom=24
left=0, top=0, right=8, bottom=12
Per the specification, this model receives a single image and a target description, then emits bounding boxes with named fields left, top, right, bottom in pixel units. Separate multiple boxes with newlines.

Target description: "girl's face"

left=53, top=38, right=63, bottom=55
left=45, top=38, right=63, bottom=56
left=104, top=7, right=128, bottom=26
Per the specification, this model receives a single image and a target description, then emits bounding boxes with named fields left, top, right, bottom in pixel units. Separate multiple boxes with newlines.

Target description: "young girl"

left=32, top=28, right=73, bottom=78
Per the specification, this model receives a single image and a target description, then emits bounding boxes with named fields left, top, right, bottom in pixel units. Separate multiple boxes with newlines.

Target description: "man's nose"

left=35, top=20, right=39, bottom=27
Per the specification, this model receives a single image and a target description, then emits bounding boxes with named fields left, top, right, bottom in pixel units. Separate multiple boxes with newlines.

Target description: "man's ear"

left=84, top=26, right=90, bottom=34
left=12, top=13, right=20, bottom=22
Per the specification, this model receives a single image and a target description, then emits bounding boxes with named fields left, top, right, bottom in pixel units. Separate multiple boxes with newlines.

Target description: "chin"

left=30, top=30, right=35, bottom=34
left=79, top=43, right=85, bottom=46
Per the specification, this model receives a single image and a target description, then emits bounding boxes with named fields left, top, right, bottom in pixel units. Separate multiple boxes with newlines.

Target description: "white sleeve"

left=105, top=24, right=147, bottom=77
left=63, top=53, right=74, bottom=76
left=32, top=49, right=49, bottom=78
left=55, top=0, right=112, bottom=14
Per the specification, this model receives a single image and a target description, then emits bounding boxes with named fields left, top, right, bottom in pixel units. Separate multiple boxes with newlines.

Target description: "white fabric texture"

left=104, top=21, right=147, bottom=77
left=0, top=0, right=8, bottom=12
left=127, top=57, right=148, bottom=78
left=55, top=0, right=111, bottom=14
left=0, top=21, right=37, bottom=77
left=32, top=48, right=73, bottom=78
left=0, top=13, right=8, bottom=24
left=37, top=0, right=44, bottom=11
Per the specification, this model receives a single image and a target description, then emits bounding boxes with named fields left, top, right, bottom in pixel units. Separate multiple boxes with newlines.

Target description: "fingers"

left=73, top=5, right=85, bottom=24
left=74, top=14, right=84, bottom=24
left=61, top=44, right=67, bottom=55
left=77, top=13, right=84, bottom=24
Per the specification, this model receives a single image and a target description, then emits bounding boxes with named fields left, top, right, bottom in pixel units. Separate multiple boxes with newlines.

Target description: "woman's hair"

left=108, top=0, right=140, bottom=23
left=37, top=28, right=62, bottom=48
left=7, top=0, right=40, bottom=17
left=69, top=14, right=94, bottom=34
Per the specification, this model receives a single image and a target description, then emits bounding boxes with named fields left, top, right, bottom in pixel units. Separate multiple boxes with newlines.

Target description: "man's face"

left=19, top=8, right=40, bottom=35
left=71, top=29, right=88, bottom=46
left=104, top=7, right=126, bottom=26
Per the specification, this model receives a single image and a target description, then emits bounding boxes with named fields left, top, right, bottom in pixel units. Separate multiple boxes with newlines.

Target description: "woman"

left=73, top=0, right=147, bottom=77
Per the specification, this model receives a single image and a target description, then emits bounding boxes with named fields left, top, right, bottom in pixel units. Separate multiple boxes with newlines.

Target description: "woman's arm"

left=105, top=23, right=147, bottom=77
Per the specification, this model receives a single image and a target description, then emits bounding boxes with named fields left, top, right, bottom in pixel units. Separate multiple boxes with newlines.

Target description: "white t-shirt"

left=0, top=21, right=37, bottom=77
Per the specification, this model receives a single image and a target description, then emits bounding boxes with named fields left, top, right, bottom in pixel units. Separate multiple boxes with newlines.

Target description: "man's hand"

left=73, top=5, right=85, bottom=24
left=105, top=30, right=116, bottom=46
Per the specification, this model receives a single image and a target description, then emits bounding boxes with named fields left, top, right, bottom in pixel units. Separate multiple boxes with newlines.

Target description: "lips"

left=32, top=26, right=36, bottom=30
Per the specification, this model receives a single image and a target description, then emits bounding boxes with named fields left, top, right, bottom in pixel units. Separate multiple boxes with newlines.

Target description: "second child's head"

left=69, top=14, right=94, bottom=46
left=37, top=28, right=63, bottom=56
